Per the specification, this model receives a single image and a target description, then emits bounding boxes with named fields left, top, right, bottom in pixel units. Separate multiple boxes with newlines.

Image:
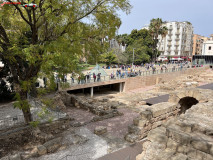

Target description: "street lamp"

left=132, top=48, right=135, bottom=66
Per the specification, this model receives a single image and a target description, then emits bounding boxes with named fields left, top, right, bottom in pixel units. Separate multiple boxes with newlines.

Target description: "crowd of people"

left=52, top=61, right=191, bottom=86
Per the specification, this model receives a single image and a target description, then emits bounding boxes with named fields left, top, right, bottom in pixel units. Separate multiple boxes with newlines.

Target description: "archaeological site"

left=1, top=66, right=213, bottom=160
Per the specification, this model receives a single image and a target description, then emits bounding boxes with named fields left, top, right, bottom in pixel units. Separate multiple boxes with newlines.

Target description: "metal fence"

left=58, top=66, right=189, bottom=89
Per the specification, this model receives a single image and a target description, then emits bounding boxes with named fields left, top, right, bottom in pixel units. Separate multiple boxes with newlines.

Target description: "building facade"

left=158, top=21, right=193, bottom=58
left=109, top=39, right=126, bottom=52
left=192, top=34, right=209, bottom=55
left=202, top=35, right=213, bottom=55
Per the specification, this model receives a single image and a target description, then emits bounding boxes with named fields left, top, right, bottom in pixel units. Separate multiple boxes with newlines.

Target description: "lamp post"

left=132, top=48, right=135, bottom=66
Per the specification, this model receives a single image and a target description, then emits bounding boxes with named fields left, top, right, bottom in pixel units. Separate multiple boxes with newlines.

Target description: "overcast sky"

left=118, top=0, right=213, bottom=37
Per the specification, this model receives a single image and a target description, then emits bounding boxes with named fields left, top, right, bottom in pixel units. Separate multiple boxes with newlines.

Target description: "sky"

left=118, top=0, right=213, bottom=37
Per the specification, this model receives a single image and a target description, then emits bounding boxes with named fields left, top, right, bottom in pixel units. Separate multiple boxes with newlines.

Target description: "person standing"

left=93, top=73, right=96, bottom=82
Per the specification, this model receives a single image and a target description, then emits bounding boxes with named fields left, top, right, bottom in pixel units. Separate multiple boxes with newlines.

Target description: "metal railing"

left=58, top=66, right=189, bottom=90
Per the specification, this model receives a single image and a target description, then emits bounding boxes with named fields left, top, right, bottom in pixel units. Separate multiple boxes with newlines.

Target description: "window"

left=209, top=46, right=212, bottom=50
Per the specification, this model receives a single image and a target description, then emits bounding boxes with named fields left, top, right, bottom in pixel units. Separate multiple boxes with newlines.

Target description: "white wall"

left=202, top=41, right=213, bottom=55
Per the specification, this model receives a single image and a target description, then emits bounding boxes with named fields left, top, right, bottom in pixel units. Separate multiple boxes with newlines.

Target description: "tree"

left=149, top=18, right=168, bottom=61
left=101, top=50, right=117, bottom=65
left=0, top=0, right=131, bottom=123
left=122, top=29, right=153, bottom=64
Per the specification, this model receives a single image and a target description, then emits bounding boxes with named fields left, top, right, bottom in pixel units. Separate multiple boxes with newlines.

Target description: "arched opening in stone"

left=178, top=97, right=199, bottom=114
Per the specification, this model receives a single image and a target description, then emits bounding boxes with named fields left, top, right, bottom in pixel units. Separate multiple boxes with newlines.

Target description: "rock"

left=125, top=134, right=139, bottom=143
left=0, top=156, right=9, bottom=160
left=52, top=95, right=66, bottom=111
left=94, top=126, right=107, bottom=135
left=37, top=145, right=47, bottom=156
left=43, top=137, right=62, bottom=153
left=171, top=153, right=188, bottom=160
left=191, top=138, right=210, bottom=154
left=210, top=146, right=213, bottom=156
left=9, top=154, right=21, bottom=160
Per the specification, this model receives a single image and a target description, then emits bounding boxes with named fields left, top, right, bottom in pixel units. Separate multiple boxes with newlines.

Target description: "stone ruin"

left=58, top=91, right=123, bottom=121
left=125, top=88, right=209, bottom=143
left=130, top=88, right=213, bottom=160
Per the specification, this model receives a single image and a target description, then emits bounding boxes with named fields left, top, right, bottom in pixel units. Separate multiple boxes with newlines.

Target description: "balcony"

left=175, top=43, right=179, bottom=46
left=174, top=49, right=179, bottom=52
left=175, top=32, right=180, bottom=35
left=167, top=43, right=172, bottom=47
left=168, top=33, right=172, bottom=36
left=169, top=27, right=173, bottom=30
left=175, top=38, right=180, bottom=41
left=167, top=37, right=172, bottom=41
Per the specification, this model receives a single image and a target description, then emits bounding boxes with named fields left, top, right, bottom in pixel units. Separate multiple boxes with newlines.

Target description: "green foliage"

left=101, top=50, right=118, bottom=65
left=120, top=29, right=154, bottom=64
left=60, top=82, right=70, bottom=89
left=29, top=121, right=40, bottom=128
left=149, top=18, right=168, bottom=61
left=0, top=0, right=132, bottom=123
left=13, top=93, right=31, bottom=112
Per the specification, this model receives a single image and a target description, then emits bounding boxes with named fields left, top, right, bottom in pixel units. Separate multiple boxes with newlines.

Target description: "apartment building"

left=109, top=39, right=126, bottom=52
left=158, top=21, right=193, bottom=59
left=202, top=35, right=213, bottom=55
left=192, top=34, right=209, bottom=55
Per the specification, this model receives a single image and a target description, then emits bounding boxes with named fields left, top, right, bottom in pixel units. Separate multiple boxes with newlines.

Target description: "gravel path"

left=85, top=108, right=139, bottom=138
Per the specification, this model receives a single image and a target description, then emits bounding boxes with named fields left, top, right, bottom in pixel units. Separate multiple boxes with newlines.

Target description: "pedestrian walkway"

left=98, top=141, right=144, bottom=160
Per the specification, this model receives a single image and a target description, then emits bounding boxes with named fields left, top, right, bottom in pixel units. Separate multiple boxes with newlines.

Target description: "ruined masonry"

left=135, top=88, right=213, bottom=160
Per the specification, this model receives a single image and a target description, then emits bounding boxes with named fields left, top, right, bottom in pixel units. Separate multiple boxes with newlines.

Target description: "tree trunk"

left=22, top=107, right=32, bottom=124
left=19, top=89, right=33, bottom=124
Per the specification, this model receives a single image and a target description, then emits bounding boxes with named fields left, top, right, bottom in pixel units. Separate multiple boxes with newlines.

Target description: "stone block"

left=147, top=128, right=167, bottom=146
left=147, top=102, right=176, bottom=118
left=196, top=150, right=207, bottom=160
left=191, top=138, right=210, bottom=154
left=94, top=126, right=107, bottom=135
left=133, top=117, right=140, bottom=126
left=128, top=125, right=142, bottom=135
left=125, top=134, right=139, bottom=143
left=0, top=156, right=9, bottom=160
left=140, top=110, right=152, bottom=120
left=187, top=148, right=197, bottom=159
left=43, top=137, right=62, bottom=153
left=166, top=138, right=178, bottom=151
left=37, top=145, right=47, bottom=156
left=138, top=120, right=147, bottom=127
left=9, top=154, right=21, bottom=160
left=167, top=127, right=191, bottom=145
left=211, top=146, right=213, bottom=156
left=171, top=153, right=188, bottom=160
left=206, top=154, right=213, bottom=160
left=177, top=145, right=190, bottom=154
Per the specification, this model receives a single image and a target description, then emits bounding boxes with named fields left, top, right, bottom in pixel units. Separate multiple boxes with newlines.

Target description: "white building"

left=158, top=21, right=193, bottom=59
left=109, top=39, right=126, bottom=52
left=202, top=35, right=213, bottom=55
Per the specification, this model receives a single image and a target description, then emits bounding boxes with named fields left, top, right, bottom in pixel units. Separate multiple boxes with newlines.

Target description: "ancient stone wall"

left=125, top=88, right=211, bottom=143
left=124, top=66, right=208, bottom=91
left=0, top=116, right=70, bottom=158
left=125, top=102, right=178, bottom=143
left=59, top=92, right=122, bottom=121
left=136, top=89, right=213, bottom=160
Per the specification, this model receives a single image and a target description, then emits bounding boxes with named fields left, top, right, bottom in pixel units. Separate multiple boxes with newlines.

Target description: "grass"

left=78, top=63, right=105, bottom=71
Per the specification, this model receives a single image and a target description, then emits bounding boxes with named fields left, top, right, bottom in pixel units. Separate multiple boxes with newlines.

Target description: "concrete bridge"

left=59, top=66, right=208, bottom=97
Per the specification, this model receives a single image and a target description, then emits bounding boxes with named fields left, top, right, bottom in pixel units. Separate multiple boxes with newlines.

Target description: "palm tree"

left=158, top=26, right=168, bottom=55
left=149, top=18, right=168, bottom=62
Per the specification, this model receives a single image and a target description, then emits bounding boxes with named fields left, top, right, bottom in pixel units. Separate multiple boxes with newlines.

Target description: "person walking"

left=93, top=73, right=96, bottom=82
